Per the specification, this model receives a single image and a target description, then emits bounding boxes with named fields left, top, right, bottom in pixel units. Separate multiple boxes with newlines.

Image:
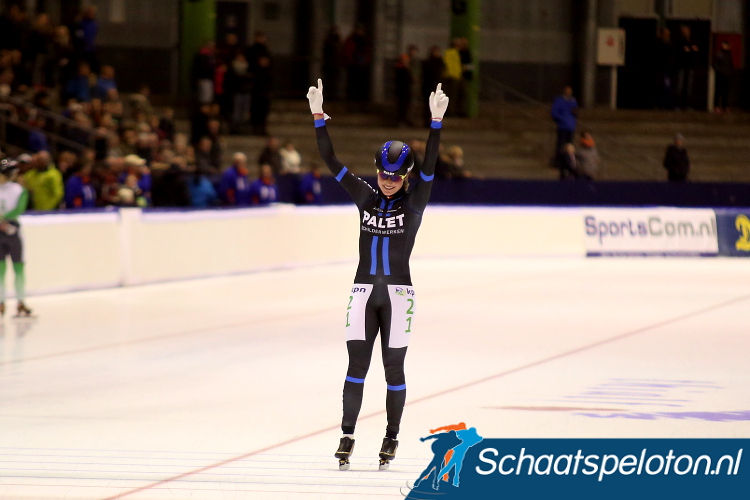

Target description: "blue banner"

left=405, top=428, right=747, bottom=499
left=716, top=209, right=750, bottom=257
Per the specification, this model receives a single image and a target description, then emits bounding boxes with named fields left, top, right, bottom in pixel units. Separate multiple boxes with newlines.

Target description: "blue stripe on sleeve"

left=370, top=236, right=379, bottom=275
left=430, top=120, right=443, bottom=129
left=346, top=376, right=366, bottom=384
left=314, top=118, right=326, bottom=128
left=420, top=171, right=435, bottom=182
left=387, top=384, right=406, bottom=391
left=382, top=237, right=390, bottom=275
left=335, top=167, right=348, bottom=182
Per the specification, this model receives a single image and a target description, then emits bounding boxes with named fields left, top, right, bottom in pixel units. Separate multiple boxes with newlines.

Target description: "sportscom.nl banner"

left=583, top=208, right=718, bottom=256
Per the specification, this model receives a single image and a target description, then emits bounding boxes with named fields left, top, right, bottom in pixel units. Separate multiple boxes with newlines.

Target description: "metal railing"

left=0, top=94, right=98, bottom=156
left=480, top=76, right=664, bottom=180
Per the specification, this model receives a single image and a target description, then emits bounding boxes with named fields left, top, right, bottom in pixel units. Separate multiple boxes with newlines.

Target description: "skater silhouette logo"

left=411, top=423, right=483, bottom=493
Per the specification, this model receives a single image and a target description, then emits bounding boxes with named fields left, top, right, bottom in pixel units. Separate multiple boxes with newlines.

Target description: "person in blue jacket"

left=551, top=85, right=578, bottom=155
left=298, top=162, right=323, bottom=204
left=218, top=152, right=252, bottom=206
left=65, top=162, right=97, bottom=208
left=189, top=168, right=218, bottom=208
left=249, top=164, right=277, bottom=206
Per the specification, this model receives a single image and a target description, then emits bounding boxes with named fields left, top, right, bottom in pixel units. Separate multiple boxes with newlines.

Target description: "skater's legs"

left=13, top=262, right=25, bottom=302
left=341, top=301, right=379, bottom=434
left=0, top=258, right=6, bottom=303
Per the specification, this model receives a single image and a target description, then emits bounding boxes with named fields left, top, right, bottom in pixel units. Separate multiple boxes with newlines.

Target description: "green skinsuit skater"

left=0, top=158, right=32, bottom=317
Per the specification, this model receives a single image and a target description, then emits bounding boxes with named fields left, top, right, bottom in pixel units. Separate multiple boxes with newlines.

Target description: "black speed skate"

left=378, top=437, right=398, bottom=470
left=15, top=302, right=33, bottom=318
left=335, top=436, right=355, bottom=470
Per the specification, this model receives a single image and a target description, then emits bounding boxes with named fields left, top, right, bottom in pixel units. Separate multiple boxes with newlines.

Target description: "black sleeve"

left=315, top=122, right=374, bottom=208
left=408, top=124, right=441, bottom=213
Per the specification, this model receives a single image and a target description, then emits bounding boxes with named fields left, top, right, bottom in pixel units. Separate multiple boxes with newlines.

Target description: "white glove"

left=306, top=78, right=330, bottom=120
left=429, top=83, right=449, bottom=121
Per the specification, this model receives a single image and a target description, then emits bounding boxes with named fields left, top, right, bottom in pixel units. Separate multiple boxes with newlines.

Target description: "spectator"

left=195, top=136, right=221, bottom=177
left=258, top=136, right=283, bottom=174
left=342, top=24, right=372, bottom=104
left=246, top=31, right=271, bottom=73
left=51, top=25, right=75, bottom=89
left=57, top=150, right=78, bottom=183
left=322, top=26, right=343, bottom=101
left=551, top=85, right=578, bottom=156
left=249, top=164, right=277, bottom=206
left=123, top=154, right=151, bottom=201
left=65, top=61, right=92, bottom=102
left=280, top=141, right=301, bottom=174
left=24, top=151, right=63, bottom=210
left=28, top=118, right=49, bottom=152
left=675, top=25, right=700, bottom=110
left=442, top=145, right=472, bottom=179
left=655, top=28, right=676, bottom=109
left=299, top=161, right=323, bottom=204
left=191, top=40, right=216, bottom=105
left=158, top=107, right=176, bottom=143
left=27, top=13, right=54, bottom=87
left=712, top=40, right=735, bottom=113
left=457, top=37, right=473, bottom=116
left=250, top=55, right=272, bottom=136
left=575, top=131, right=600, bottom=181
left=75, top=6, right=99, bottom=70
left=94, top=65, right=117, bottom=99
left=218, top=152, right=251, bottom=206
left=117, top=173, right=146, bottom=207
left=189, top=167, right=218, bottom=208
left=556, top=143, right=577, bottom=180
left=226, top=52, right=252, bottom=131
left=422, top=46, right=445, bottom=126
left=394, top=53, right=414, bottom=127
left=151, top=160, right=190, bottom=207
left=663, top=133, right=690, bottom=182
left=217, top=32, right=241, bottom=65
left=442, top=39, right=462, bottom=116
left=65, top=161, right=96, bottom=208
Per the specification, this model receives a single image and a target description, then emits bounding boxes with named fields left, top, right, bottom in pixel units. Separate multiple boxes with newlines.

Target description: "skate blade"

left=338, top=460, right=350, bottom=471
left=379, top=460, right=390, bottom=471
left=12, top=314, right=36, bottom=320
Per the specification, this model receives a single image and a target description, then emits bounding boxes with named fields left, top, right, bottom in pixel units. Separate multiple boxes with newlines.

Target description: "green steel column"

left=180, top=0, right=216, bottom=96
left=450, top=0, right=481, bottom=118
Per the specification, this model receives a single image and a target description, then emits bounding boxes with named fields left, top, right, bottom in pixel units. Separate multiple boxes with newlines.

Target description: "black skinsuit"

left=314, top=118, right=442, bottom=437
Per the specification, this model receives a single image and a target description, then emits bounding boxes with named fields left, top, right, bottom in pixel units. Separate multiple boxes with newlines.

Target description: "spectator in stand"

left=422, top=46, right=445, bottom=127
left=441, top=145, right=472, bottom=179
left=189, top=167, right=218, bottom=208
left=0, top=5, right=26, bottom=57
left=551, top=85, right=578, bottom=156
left=123, top=154, right=151, bottom=202
left=57, top=150, right=78, bottom=183
left=322, top=26, right=343, bottom=101
left=65, top=161, right=97, bottom=208
left=394, top=53, right=414, bottom=127
left=151, top=159, right=190, bottom=207
left=27, top=117, right=49, bottom=152
left=217, top=33, right=242, bottom=65
left=280, top=141, right=301, bottom=174
left=663, top=133, right=690, bottom=182
left=246, top=31, right=271, bottom=73
left=713, top=40, right=735, bottom=113
left=94, top=65, right=117, bottom=99
left=27, top=13, right=54, bottom=88
left=443, top=39, right=462, bottom=116
left=73, top=6, right=99, bottom=71
left=257, top=136, right=283, bottom=174
left=117, top=173, right=146, bottom=207
left=556, top=142, right=577, bottom=181
left=226, top=52, right=252, bottom=131
left=65, top=61, right=92, bottom=102
left=158, top=107, right=176, bottom=143
left=190, top=103, right=211, bottom=145
left=575, top=131, right=600, bottom=181
left=655, top=28, right=676, bottom=109
left=218, top=152, right=251, bottom=206
left=249, top=163, right=277, bottom=206
left=191, top=40, right=216, bottom=105
left=51, top=25, right=75, bottom=89
left=194, top=136, right=220, bottom=177
left=675, top=25, right=700, bottom=110
left=299, top=161, right=323, bottom=204
left=24, top=151, right=63, bottom=210
left=342, top=24, right=372, bottom=105
left=250, top=55, right=272, bottom=136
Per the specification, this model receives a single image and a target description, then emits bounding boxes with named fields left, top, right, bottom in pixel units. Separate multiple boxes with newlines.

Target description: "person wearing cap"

left=663, top=133, right=690, bottom=182
left=22, top=151, right=63, bottom=211
left=122, top=154, right=151, bottom=204
left=307, top=78, right=449, bottom=469
left=0, top=158, right=32, bottom=317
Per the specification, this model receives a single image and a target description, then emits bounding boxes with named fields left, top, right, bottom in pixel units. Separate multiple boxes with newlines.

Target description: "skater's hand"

left=429, top=83, right=449, bottom=121
left=307, top=78, right=324, bottom=115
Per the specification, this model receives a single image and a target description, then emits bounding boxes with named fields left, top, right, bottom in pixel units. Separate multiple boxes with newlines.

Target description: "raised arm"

left=308, top=79, right=373, bottom=207
left=409, top=84, right=449, bottom=212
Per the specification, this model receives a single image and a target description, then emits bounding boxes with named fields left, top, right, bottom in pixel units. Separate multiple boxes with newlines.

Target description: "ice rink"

left=1, top=256, right=749, bottom=499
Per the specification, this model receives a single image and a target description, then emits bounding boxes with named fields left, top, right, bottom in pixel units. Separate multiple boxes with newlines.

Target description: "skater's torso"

left=354, top=188, right=422, bottom=285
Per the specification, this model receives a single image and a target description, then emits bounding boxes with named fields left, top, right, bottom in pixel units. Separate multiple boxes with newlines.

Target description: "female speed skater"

left=0, top=158, right=32, bottom=317
left=306, top=78, right=449, bottom=470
